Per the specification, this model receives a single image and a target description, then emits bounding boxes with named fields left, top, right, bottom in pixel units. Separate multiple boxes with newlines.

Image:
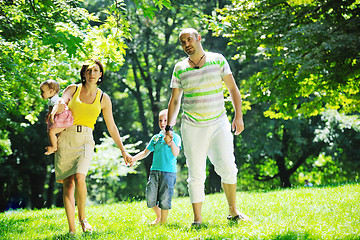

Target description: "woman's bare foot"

left=45, top=146, right=57, bottom=155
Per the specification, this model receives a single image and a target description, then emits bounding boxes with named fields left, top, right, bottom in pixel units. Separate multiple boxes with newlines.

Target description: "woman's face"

left=84, top=63, right=102, bottom=84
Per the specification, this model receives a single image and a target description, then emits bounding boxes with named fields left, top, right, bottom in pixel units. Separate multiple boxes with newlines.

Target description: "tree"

left=204, top=0, right=360, bottom=188
left=206, top=0, right=360, bottom=119
left=0, top=0, right=174, bottom=211
left=0, top=0, right=94, bottom=211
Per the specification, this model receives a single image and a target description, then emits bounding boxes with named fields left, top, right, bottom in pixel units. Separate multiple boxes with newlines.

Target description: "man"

left=165, top=28, right=250, bottom=226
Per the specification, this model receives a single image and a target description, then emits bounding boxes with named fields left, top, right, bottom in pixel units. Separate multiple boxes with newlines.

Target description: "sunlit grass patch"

left=0, top=184, right=359, bottom=239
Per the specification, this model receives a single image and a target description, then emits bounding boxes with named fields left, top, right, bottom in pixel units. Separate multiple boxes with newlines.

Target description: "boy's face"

left=158, top=113, right=167, bottom=131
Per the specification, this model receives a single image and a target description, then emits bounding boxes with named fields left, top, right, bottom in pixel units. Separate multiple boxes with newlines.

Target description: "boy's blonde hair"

left=40, top=80, right=60, bottom=93
left=159, top=109, right=168, bottom=117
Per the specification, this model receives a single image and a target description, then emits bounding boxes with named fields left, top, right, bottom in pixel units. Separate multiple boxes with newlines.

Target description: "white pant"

left=181, top=116, right=238, bottom=203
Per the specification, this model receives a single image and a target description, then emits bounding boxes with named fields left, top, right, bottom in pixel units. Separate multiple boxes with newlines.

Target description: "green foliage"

left=206, top=0, right=360, bottom=118
left=87, top=133, right=144, bottom=204
left=2, top=0, right=359, bottom=210
left=1, top=184, right=359, bottom=239
left=0, top=0, right=92, bottom=149
left=234, top=103, right=360, bottom=189
left=131, top=0, right=173, bottom=19
left=0, top=0, right=177, bottom=210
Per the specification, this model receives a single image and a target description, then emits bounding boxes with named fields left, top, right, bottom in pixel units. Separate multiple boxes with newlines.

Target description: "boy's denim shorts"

left=146, top=170, right=177, bottom=210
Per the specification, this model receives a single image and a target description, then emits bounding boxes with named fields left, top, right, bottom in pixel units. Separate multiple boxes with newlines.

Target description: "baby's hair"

left=159, top=109, right=168, bottom=117
left=40, top=80, right=60, bottom=93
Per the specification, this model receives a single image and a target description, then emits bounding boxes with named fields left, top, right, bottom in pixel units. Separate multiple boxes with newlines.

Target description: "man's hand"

left=232, top=115, right=244, bottom=135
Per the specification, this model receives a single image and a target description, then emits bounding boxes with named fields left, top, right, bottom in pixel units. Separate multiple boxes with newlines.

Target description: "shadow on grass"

left=51, top=231, right=102, bottom=240
left=269, top=231, right=359, bottom=240
left=163, top=222, right=209, bottom=231
left=165, top=220, right=252, bottom=231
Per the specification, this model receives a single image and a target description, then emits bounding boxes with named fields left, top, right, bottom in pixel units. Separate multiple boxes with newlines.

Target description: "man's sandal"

left=227, top=213, right=250, bottom=222
left=80, top=219, right=93, bottom=233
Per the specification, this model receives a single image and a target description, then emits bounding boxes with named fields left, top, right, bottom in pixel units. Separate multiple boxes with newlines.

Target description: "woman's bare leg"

left=75, top=173, right=87, bottom=222
left=63, top=175, right=76, bottom=233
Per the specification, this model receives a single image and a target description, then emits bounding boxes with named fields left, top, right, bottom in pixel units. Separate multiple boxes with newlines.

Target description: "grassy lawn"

left=1, top=184, right=359, bottom=239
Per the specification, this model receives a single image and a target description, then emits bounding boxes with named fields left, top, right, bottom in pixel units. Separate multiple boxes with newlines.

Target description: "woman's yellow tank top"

left=68, top=84, right=102, bottom=129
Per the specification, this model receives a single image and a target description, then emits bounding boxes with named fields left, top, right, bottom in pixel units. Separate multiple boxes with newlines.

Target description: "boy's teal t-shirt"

left=146, top=131, right=181, bottom=173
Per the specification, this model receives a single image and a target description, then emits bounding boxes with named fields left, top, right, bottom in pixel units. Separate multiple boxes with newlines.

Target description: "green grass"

left=1, top=184, right=359, bottom=239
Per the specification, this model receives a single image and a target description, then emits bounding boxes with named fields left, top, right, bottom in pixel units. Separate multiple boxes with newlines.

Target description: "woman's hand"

left=122, top=151, right=132, bottom=165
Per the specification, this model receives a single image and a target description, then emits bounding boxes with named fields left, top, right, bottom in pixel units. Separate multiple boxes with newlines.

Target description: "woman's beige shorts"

left=54, top=125, right=95, bottom=183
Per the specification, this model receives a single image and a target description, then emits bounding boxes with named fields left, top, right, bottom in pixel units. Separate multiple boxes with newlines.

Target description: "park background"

left=0, top=0, right=359, bottom=214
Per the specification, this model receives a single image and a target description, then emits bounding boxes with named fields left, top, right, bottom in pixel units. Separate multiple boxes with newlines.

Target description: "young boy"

left=129, top=109, right=181, bottom=225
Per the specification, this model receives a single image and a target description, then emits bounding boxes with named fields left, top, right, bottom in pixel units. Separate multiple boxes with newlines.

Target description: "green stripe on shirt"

left=184, top=87, right=223, bottom=98
left=184, top=110, right=225, bottom=122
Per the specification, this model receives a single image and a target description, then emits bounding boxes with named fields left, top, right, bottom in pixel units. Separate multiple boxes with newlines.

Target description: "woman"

left=56, top=59, right=131, bottom=235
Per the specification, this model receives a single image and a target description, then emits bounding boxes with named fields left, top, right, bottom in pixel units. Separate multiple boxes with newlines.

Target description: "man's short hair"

left=179, top=28, right=199, bottom=39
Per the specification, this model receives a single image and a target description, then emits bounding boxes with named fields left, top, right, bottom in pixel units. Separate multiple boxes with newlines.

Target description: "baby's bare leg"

left=45, top=127, right=65, bottom=155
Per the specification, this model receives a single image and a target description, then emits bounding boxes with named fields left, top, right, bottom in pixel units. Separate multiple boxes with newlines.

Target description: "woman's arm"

left=61, top=84, right=77, bottom=104
left=55, top=84, right=77, bottom=114
left=101, top=92, right=132, bottom=161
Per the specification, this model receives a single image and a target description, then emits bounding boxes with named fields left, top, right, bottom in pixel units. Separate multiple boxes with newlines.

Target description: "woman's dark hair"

left=80, top=59, right=104, bottom=85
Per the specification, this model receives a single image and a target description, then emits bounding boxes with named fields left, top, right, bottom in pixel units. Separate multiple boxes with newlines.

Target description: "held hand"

left=122, top=151, right=132, bottom=165
left=165, top=130, right=173, bottom=138
left=232, top=116, right=244, bottom=135
left=164, top=135, right=173, bottom=146
left=129, top=157, right=137, bottom=167
left=57, top=103, right=66, bottom=113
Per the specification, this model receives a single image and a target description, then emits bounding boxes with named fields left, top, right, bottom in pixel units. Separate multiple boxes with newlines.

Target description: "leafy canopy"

left=206, top=0, right=360, bottom=119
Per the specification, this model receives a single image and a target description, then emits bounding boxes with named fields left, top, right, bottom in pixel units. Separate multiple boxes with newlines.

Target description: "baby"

left=40, top=80, right=74, bottom=155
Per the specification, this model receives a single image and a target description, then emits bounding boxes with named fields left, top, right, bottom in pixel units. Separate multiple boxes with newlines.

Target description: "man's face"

left=179, top=32, right=200, bottom=56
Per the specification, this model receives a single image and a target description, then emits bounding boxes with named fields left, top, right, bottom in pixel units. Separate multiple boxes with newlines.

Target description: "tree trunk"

left=275, top=125, right=292, bottom=188
left=29, top=173, right=46, bottom=209
left=275, top=156, right=292, bottom=188
left=207, top=164, right=221, bottom=193
left=46, top=171, right=55, bottom=208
